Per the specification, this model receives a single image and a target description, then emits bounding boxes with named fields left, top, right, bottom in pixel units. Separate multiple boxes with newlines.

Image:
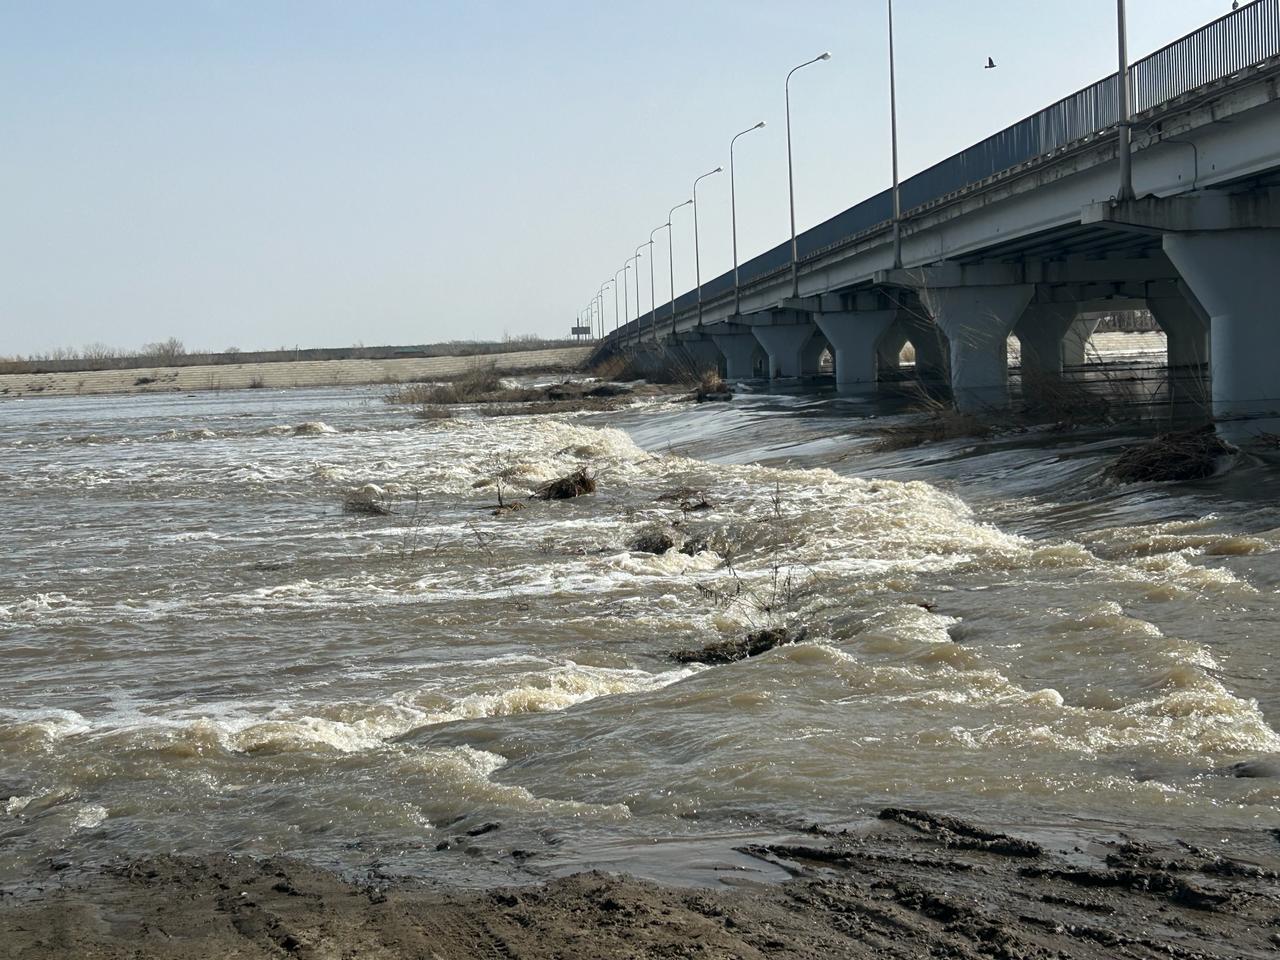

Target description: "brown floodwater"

left=1, top=379, right=1277, bottom=889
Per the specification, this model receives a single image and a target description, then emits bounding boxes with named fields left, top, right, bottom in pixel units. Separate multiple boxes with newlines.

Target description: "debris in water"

left=630, top=525, right=677, bottom=555
left=343, top=484, right=392, bottom=516
left=672, top=626, right=807, bottom=665
left=533, top=468, right=596, bottom=500
left=1104, top=424, right=1236, bottom=483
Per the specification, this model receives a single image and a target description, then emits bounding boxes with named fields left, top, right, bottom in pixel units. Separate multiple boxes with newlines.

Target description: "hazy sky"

left=0, top=0, right=1235, bottom=354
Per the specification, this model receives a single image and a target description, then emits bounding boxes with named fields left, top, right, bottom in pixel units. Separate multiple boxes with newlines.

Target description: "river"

left=2, top=382, right=1277, bottom=890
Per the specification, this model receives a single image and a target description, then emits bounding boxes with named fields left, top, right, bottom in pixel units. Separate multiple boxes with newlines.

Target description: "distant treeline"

left=0, top=336, right=580, bottom=375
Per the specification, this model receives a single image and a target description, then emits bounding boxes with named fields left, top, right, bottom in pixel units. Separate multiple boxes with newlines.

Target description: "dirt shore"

left=4, top=809, right=1277, bottom=959
left=0, top=346, right=593, bottom=399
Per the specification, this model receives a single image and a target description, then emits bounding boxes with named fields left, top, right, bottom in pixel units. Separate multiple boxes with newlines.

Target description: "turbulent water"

left=2, top=384, right=1278, bottom=888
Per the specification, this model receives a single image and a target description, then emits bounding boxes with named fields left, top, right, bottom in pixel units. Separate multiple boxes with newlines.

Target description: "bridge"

left=595, top=0, right=1280, bottom=438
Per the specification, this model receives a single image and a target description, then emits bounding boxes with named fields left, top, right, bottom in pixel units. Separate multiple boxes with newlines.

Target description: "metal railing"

left=614, top=0, right=1280, bottom=342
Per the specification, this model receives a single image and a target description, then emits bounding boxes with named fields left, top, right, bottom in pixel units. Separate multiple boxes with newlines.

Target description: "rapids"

left=1, top=385, right=1277, bottom=886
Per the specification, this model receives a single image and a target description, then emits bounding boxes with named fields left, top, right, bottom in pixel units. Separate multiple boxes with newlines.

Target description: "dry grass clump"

left=694, top=368, right=732, bottom=403
left=1104, top=424, right=1236, bottom=483
left=534, top=467, right=597, bottom=500
left=671, top=626, right=807, bottom=665
left=384, top=365, right=506, bottom=406
left=414, top=404, right=454, bottom=420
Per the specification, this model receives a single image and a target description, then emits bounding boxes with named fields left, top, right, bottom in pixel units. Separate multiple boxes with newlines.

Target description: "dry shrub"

left=1104, top=424, right=1236, bottom=483
left=385, top=364, right=506, bottom=406
left=671, top=626, right=807, bottom=665
left=694, top=368, right=732, bottom=403
left=415, top=404, right=453, bottom=420
left=534, top=467, right=596, bottom=500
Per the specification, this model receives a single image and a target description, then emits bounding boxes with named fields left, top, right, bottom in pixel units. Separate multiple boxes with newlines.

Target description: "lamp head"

left=756, top=121, right=767, bottom=129
left=819, top=51, right=832, bottom=60
left=714, top=166, right=724, bottom=173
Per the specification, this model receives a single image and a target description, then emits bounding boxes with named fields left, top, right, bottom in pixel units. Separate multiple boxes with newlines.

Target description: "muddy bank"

left=5, top=811, right=1277, bottom=959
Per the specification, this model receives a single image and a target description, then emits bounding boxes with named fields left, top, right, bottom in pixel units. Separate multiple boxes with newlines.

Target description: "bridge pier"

left=1146, top=289, right=1210, bottom=408
left=710, top=325, right=765, bottom=380
left=877, top=321, right=910, bottom=375
left=1015, top=303, right=1080, bottom=380
left=813, top=309, right=900, bottom=394
left=920, top=283, right=1034, bottom=411
left=675, top=336, right=725, bottom=378
left=1164, top=229, right=1280, bottom=437
left=747, top=314, right=824, bottom=379
left=1063, top=318, right=1100, bottom=367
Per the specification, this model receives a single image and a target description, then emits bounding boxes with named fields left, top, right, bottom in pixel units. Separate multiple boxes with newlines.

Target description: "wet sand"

left=5, top=809, right=1277, bottom=959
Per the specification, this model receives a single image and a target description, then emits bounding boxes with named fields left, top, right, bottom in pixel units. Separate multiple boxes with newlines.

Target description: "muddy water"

left=1, top=385, right=1277, bottom=887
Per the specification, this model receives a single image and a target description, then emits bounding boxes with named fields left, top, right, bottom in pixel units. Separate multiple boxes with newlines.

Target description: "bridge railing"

left=1132, top=0, right=1280, bottom=113
left=611, top=0, right=1280, bottom=344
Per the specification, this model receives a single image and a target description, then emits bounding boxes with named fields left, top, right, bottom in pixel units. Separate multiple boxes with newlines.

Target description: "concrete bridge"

left=596, top=1, right=1280, bottom=438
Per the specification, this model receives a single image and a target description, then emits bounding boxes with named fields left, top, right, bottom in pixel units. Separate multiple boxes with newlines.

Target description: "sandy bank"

left=0, top=346, right=593, bottom=399
left=4, top=809, right=1276, bottom=959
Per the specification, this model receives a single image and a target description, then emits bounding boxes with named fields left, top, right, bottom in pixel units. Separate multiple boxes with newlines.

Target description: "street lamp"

left=614, top=264, right=629, bottom=334
left=633, top=243, right=646, bottom=343
left=1116, top=0, right=1134, bottom=201
left=599, top=280, right=614, bottom=340
left=785, top=51, right=831, bottom=298
left=667, top=198, right=693, bottom=323
left=692, top=166, right=723, bottom=325
left=730, top=121, right=766, bottom=315
left=647, top=223, right=670, bottom=341
left=887, top=1, right=902, bottom=267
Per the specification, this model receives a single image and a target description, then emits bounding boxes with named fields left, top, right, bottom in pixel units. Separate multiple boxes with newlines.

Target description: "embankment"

left=0, top=346, right=592, bottom=399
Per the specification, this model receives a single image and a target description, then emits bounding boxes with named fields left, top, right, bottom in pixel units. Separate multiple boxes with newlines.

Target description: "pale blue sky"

left=0, top=1, right=1235, bottom=354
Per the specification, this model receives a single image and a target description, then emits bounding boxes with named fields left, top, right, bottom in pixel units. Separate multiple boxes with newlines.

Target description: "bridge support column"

left=1147, top=290, right=1210, bottom=409
left=877, top=322, right=909, bottom=375
left=750, top=320, right=823, bottom=379
left=922, top=284, right=1034, bottom=411
left=1063, top=318, right=1100, bottom=367
left=676, top=337, right=724, bottom=377
left=1164, top=230, right=1280, bottom=436
left=898, top=314, right=949, bottom=380
left=1015, top=303, right=1079, bottom=380
left=813, top=310, right=899, bottom=394
left=710, top=327, right=764, bottom=380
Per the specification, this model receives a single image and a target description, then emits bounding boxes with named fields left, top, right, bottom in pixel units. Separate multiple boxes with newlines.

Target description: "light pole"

left=786, top=52, right=831, bottom=298
left=599, top=281, right=612, bottom=338
left=647, top=224, right=667, bottom=340
left=667, top=198, right=692, bottom=323
left=1115, top=0, right=1134, bottom=201
left=692, top=166, right=723, bottom=325
left=614, top=264, right=629, bottom=333
left=887, top=0, right=902, bottom=267
left=633, top=243, right=646, bottom=343
left=730, top=121, right=766, bottom=315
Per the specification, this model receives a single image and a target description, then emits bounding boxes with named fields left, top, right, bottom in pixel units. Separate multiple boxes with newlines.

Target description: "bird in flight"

left=985, top=56, right=997, bottom=69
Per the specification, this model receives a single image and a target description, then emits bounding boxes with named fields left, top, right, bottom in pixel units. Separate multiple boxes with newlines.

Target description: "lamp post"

left=667, top=198, right=692, bottom=324
left=614, top=264, right=629, bottom=334
left=624, top=254, right=640, bottom=341
left=648, top=223, right=669, bottom=341
left=1115, top=0, right=1134, bottom=201
left=599, top=281, right=612, bottom=338
left=786, top=52, right=831, bottom=298
left=692, top=166, right=723, bottom=325
left=887, top=0, right=902, bottom=267
left=730, top=121, right=766, bottom=315
left=633, top=243, right=646, bottom=343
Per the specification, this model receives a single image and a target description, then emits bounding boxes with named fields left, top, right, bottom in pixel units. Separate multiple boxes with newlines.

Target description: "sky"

left=0, top=0, right=1239, bottom=355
